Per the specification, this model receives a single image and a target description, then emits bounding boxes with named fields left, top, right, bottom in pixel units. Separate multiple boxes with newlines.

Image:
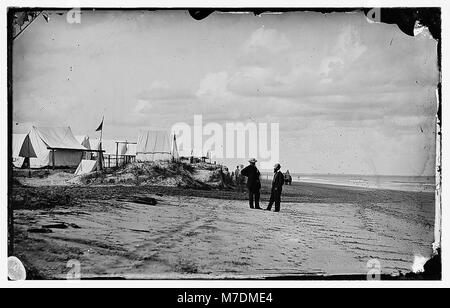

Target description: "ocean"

left=262, top=173, right=436, bottom=193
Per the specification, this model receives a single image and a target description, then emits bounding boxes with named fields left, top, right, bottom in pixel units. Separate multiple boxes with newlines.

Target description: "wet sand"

left=11, top=179, right=435, bottom=279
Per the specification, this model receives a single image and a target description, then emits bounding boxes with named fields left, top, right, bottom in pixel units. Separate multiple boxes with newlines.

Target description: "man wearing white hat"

left=240, top=158, right=262, bottom=209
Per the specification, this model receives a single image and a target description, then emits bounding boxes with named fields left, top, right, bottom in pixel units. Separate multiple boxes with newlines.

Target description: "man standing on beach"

left=240, top=158, right=262, bottom=209
left=266, top=163, right=284, bottom=212
left=234, top=165, right=242, bottom=192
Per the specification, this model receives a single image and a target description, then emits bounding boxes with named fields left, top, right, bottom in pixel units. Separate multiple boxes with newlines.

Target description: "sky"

left=12, top=10, right=439, bottom=175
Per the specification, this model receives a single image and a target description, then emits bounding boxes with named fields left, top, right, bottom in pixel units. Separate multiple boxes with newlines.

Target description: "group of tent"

left=12, top=126, right=180, bottom=173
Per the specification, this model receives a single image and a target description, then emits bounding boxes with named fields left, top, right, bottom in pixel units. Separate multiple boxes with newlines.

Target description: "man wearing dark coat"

left=266, top=163, right=284, bottom=212
left=240, top=158, right=262, bottom=209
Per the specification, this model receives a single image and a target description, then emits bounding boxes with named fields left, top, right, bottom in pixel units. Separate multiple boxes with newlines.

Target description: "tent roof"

left=137, top=130, right=171, bottom=154
left=33, top=126, right=87, bottom=151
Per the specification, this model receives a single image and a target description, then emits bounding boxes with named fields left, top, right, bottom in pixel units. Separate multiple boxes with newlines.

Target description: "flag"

left=95, top=117, right=104, bottom=132
left=172, top=134, right=179, bottom=161
left=42, top=13, right=49, bottom=22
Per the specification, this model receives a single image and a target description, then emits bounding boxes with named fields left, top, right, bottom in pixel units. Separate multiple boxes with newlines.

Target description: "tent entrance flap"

left=19, top=134, right=37, bottom=158
left=74, top=159, right=98, bottom=175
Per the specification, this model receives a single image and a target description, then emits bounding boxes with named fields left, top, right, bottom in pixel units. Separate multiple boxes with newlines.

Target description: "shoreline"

left=13, top=168, right=435, bottom=194
left=12, top=177, right=435, bottom=203
left=291, top=179, right=435, bottom=193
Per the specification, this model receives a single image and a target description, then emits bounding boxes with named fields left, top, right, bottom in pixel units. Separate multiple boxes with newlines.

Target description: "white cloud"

left=149, top=80, right=170, bottom=90
left=134, top=99, right=152, bottom=113
left=244, top=26, right=291, bottom=54
left=196, top=71, right=230, bottom=99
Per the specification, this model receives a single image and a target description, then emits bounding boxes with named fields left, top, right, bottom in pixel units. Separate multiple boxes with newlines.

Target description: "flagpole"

left=100, top=116, right=104, bottom=143
left=96, top=116, right=104, bottom=171
left=28, top=136, right=31, bottom=178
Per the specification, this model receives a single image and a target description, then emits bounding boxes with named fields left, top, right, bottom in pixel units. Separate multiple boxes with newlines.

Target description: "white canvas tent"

left=12, top=133, right=37, bottom=168
left=136, top=130, right=178, bottom=161
left=27, top=126, right=87, bottom=168
left=12, top=133, right=27, bottom=168
left=75, top=135, right=91, bottom=149
left=74, top=159, right=97, bottom=175
left=76, top=135, right=92, bottom=159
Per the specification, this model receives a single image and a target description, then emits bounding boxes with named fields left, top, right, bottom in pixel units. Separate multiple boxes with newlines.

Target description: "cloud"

left=244, top=26, right=291, bottom=54
left=196, top=71, right=230, bottom=99
left=134, top=99, right=152, bottom=113
left=319, top=25, right=367, bottom=77
left=197, top=20, right=438, bottom=132
left=137, top=80, right=194, bottom=101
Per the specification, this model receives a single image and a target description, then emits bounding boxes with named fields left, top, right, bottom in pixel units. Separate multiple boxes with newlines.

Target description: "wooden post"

left=116, top=142, right=119, bottom=168
left=52, top=149, right=55, bottom=170
left=108, top=155, right=111, bottom=169
left=26, top=137, right=32, bottom=177
left=97, top=152, right=102, bottom=171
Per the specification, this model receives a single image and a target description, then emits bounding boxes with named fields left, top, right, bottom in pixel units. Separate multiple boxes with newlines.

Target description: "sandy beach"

left=11, top=172, right=435, bottom=279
